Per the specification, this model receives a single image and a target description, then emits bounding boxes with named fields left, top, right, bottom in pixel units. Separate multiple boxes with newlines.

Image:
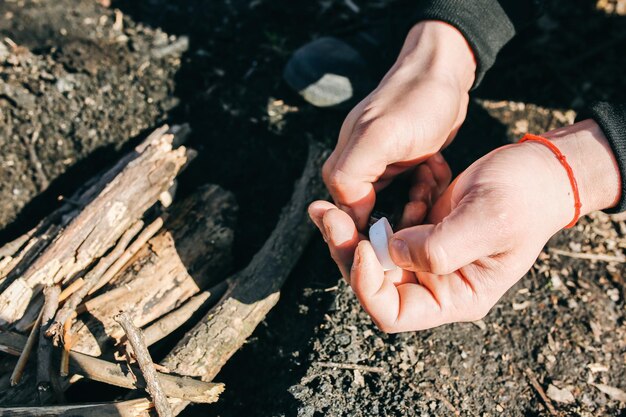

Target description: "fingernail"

left=390, top=237, right=410, bottom=266
left=432, top=153, right=445, bottom=164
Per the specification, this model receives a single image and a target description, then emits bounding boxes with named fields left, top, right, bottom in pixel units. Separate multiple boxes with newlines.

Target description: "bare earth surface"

left=0, top=0, right=625, bottom=416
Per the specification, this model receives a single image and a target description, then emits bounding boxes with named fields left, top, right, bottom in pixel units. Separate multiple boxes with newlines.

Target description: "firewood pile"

left=0, top=125, right=327, bottom=416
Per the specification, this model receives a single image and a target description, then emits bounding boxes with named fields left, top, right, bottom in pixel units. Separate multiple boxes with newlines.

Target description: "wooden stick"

left=525, top=368, right=557, bottom=416
left=116, top=312, right=173, bottom=417
left=549, top=248, right=625, bottom=263
left=0, top=228, right=34, bottom=260
left=0, top=226, right=57, bottom=289
left=89, top=217, right=164, bottom=295
left=161, top=141, right=327, bottom=414
left=48, top=220, right=145, bottom=339
left=58, top=278, right=85, bottom=302
left=36, top=285, right=61, bottom=403
left=313, top=361, right=386, bottom=374
left=59, top=315, right=74, bottom=377
left=0, top=398, right=154, bottom=417
left=0, top=255, right=13, bottom=277
left=0, top=332, right=224, bottom=404
left=10, top=311, right=43, bottom=386
left=142, top=281, right=227, bottom=347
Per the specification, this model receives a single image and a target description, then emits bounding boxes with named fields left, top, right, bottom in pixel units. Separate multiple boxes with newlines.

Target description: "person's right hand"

left=313, top=120, right=621, bottom=332
left=322, top=20, right=476, bottom=230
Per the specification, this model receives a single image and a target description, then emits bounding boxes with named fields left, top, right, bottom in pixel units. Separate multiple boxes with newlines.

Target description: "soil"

left=1, top=0, right=625, bottom=416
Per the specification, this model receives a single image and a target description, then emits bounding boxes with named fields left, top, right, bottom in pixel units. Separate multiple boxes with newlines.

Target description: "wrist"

left=525, top=120, right=621, bottom=228
left=544, top=119, right=621, bottom=215
left=395, top=21, right=476, bottom=92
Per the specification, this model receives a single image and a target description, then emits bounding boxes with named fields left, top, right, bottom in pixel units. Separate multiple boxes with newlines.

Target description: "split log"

left=71, top=184, right=237, bottom=356
left=46, top=221, right=145, bottom=340
left=161, top=141, right=328, bottom=413
left=0, top=125, right=189, bottom=326
left=0, top=332, right=224, bottom=405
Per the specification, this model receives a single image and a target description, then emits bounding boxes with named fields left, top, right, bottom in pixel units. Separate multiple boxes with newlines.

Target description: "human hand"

left=310, top=153, right=452, bottom=279
left=312, top=120, right=621, bottom=332
left=322, top=20, right=476, bottom=230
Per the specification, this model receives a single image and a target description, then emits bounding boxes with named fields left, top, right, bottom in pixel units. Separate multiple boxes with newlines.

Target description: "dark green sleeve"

left=413, top=0, right=544, bottom=86
left=582, top=103, right=626, bottom=213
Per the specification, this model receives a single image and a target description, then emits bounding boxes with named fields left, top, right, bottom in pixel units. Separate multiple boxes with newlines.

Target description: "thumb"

left=389, top=199, right=508, bottom=275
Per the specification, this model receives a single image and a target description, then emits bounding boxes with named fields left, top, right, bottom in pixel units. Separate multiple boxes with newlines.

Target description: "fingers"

left=389, top=195, right=508, bottom=275
left=308, top=201, right=361, bottom=280
left=408, top=154, right=452, bottom=208
left=426, top=153, right=452, bottom=195
left=324, top=110, right=434, bottom=230
left=350, top=241, right=402, bottom=327
left=399, top=201, right=428, bottom=229
left=350, top=241, right=480, bottom=332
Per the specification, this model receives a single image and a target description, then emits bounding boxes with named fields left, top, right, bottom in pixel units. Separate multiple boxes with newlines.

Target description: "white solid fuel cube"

left=368, top=217, right=398, bottom=271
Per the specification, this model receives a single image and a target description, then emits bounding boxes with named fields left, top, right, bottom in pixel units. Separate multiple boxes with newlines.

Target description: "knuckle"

left=423, top=234, right=449, bottom=274
left=324, top=168, right=350, bottom=190
left=321, top=159, right=334, bottom=185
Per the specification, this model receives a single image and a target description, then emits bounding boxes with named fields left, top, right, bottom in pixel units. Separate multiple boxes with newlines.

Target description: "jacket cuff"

left=579, top=102, right=626, bottom=213
left=413, top=0, right=515, bottom=87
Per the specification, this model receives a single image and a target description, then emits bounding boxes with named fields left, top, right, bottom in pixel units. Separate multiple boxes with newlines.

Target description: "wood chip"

left=591, top=383, right=626, bottom=402
left=546, top=384, right=575, bottom=404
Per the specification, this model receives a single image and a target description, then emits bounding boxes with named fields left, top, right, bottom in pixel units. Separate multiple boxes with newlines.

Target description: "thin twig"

left=549, top=248, right=625, bottom=263
left=313, top=361, right=385, bottom=374
left=37, top=285, right=61, bottom=403
left=0, top=227, right=35, bottom=259
left=409, top=383, right=460, bottom=416
left=60, top=315, right=74, bottom=377
left=0, top=398, right=154, bottom=416
left=47, top=221, right=144, bottom=339
left=525, top=368, right=557, bottom=416
left=10, top=309, right=43, bottom=386
left=116, top=312, right=173, bottom=417
left=24, top=129, right=50, bottom=190
left=89, top=217, right=164, bottom=295
left=58, top=278, right=85, bottom=302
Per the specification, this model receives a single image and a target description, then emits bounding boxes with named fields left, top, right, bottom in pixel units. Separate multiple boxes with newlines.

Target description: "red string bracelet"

left=518, top=133, right=582, bottom=229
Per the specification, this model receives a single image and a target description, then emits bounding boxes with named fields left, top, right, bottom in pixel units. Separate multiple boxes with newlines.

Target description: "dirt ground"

left=1, top=0, right=625, bottom=416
